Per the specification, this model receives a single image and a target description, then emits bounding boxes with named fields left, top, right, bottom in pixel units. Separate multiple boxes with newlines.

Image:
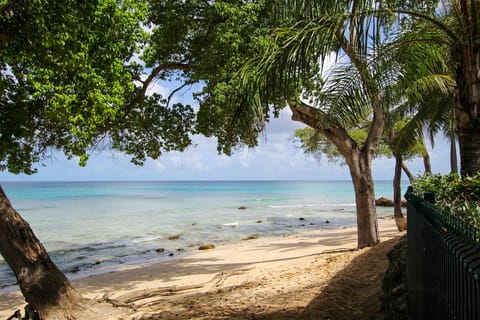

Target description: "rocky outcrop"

left=376, top=197, right=407, bottom=207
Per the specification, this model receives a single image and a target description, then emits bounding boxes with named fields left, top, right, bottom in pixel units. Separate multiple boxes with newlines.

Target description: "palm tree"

left=382, top=0, right=479, bottom=176
left=390, top=15, right=458, bottom=174
left=240, top=1, right=402, bottom=248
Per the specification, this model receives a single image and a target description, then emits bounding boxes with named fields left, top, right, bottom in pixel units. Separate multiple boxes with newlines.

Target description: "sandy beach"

left=0, top=217, right=404, bottom=319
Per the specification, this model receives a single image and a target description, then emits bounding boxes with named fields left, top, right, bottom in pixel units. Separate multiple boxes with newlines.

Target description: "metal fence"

left=405, top=188, right=480, bottom=320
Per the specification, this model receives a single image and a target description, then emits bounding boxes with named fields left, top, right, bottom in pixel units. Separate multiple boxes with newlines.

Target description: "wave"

left=222, top=222, right=239, bottom=227
left=269, top=204, right=317, bottom=209
left=132, top=235, right=163, bottom=243
left=269, top=203, right=356, bottom=209
left=253, top=198, right=289, bottom=202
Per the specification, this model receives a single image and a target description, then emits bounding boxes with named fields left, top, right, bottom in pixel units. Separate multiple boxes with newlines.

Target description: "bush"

left=411, top=173, right=480, bottom=230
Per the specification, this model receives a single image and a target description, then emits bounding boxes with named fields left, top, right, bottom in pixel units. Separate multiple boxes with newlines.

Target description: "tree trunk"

left=0, top=185, right=90, bottom=319
left=348, top=152, right=380, bottom=249
left=450, top=109, right=459, bottom=174
left=393, top=155, right=407, bottom=232
left=401, top=161, right=414, bottom=183
left=290, top=102, right=381, bottom=249
left=419, top=132, right=432, bottom=174
left=450, top=129, right=459, bottom=174
left=455, top=14, right=480, bottom=176
left=457, top=123, right=480, bottom=176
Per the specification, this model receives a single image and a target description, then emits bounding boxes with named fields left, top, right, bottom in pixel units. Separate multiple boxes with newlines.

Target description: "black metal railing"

left=405, top=188, right=480, bottom=320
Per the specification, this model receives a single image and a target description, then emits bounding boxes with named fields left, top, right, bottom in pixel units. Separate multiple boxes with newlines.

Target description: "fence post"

left=406, top=187, right=425, bottom=319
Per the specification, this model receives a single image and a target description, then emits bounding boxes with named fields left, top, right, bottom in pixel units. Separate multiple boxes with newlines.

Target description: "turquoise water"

left=0, top=180, right=405, bottom=290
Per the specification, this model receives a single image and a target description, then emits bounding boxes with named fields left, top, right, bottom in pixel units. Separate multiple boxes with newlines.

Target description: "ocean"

left=0, top=180, right=405, bottom=291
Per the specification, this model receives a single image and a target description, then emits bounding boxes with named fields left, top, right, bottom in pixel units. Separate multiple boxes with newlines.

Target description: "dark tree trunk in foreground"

left=456, top=1, right=480, bottom=177
left=456, top=50, right=480, bottom=176
left=393, top=155, right=407, bottom=232
left=0, top=185, right=89, bottom=319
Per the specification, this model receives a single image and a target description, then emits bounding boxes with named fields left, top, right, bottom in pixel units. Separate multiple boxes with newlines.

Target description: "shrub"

left=411, top=173, right=480, bottom=230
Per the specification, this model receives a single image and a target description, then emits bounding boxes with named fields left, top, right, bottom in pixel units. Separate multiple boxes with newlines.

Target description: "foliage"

left=412, top=173, right=480, bottom=230
left=293, top=116, right=427, bottom=165
left=293, top=126, right=392, bottom=164
left=0, top=0, right=195, bottom=174
left=389, top=12, right=456, bottom=154
left=144, top=0, right=276, bottom=155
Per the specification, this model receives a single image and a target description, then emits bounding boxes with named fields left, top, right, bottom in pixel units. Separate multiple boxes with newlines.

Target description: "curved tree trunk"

left=393, top=155, right=407, bottom=232
left=0, top=185, right=92, bottom=319
left=401, top=161, right=414, bottom=183
left=290, top=102, right=381, bottom=249
left=419, top=132, right=432, bottom=174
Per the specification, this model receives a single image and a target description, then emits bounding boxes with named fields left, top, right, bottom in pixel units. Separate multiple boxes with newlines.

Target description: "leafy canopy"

left=143, top=0, right=277, bottom=155
left=0, top=0, right=195, bottom=174
left=412, top=173, right=480, bottom=230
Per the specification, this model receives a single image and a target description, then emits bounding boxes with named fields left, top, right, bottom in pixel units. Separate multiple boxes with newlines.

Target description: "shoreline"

left=0, top=217, right=403, bottom=319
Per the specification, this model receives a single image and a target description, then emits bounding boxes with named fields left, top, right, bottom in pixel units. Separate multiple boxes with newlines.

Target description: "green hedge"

left=411, top=173, right=480, bottom=231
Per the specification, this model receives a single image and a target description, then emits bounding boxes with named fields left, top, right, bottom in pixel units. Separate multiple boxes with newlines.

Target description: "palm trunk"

left=456, top=8, right=480, bottom=177
left=393, top=155, right=407, bottom=231
left=419, top=132, right=432, bottom=174
left=450, top=110, right=459, bottom=174
left=0, top=185, right=89, bottom=319
left=457, top=125, right=480, bottom=176
left=450, top=130, right=459, bottom=174
left=401, top=161, right=414, bottom=183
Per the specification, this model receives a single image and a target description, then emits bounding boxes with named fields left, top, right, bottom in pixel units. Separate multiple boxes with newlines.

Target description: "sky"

left=1, top=106, right=453, bottom=182
left=0, top=74, right=455, bottom=182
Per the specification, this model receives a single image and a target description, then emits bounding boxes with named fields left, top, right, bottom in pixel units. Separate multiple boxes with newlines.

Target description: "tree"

left=389, top=13, right=459, bottom=175
left=293, top=116, right=425, bottom=232
left=0, top=1, right=194, bottom=318
left=143, top=0, right=420, bottom=248
left=377, top=0, right=480, bottom=176
left=234, top=0, right=410, bottom=248
left=446, top=0, right=480, bottom=176
left=143, top=0, right=274, bottom=154
left=385, top=118, right=428, bottom=231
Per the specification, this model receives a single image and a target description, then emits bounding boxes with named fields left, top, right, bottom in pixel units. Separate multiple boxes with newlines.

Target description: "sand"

left=0, top=218, right=404, bottom=319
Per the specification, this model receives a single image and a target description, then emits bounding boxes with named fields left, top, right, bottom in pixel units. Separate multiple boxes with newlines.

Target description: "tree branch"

left=289, top=101, right=356, bottom=158
left=139, top=63, right=191, bottom=104
left=166, top=81, right=196, bottom=108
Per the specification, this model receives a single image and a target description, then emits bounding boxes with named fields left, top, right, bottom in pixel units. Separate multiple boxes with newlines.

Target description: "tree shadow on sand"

left=137, top=237, right=400, bottom=320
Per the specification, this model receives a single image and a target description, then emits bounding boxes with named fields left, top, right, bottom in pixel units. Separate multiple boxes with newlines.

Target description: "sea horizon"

left=1, top=178, right=398, bottom=182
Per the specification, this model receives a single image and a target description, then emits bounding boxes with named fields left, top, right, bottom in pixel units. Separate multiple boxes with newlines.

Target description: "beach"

left=0, top=180, right=405, bottom=289
left=0, top=217, right=404, bottom=319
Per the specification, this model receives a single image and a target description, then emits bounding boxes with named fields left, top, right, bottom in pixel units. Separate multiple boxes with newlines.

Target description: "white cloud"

left=153, top=160, right=166, bottom=171
left=239, top=149, right=253, bottom=169
left=147, top=81, right=169, bottom=97
left=167, top=155, right=183, bottom=169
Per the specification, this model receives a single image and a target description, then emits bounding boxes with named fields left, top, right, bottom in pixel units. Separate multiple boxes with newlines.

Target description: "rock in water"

left=376, top=197, right=408, bottom=207
left=198, top=244, right=215, bottom=250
